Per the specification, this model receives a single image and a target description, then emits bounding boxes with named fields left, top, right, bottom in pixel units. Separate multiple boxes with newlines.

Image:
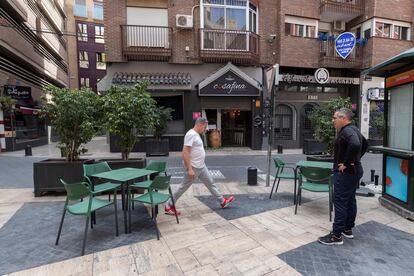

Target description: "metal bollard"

left=25, top=145, right=32, bottom=156
left=277, top=144, right=283, bottom=154
left=370, top=169, right=375, bottom=182
left=247, top=167, right=257, bottom=186
left=374, top=175, right=379, bottom=186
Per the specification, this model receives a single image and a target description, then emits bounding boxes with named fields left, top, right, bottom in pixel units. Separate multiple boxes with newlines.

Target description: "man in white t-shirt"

left=165, top=117, right=235, bottom=215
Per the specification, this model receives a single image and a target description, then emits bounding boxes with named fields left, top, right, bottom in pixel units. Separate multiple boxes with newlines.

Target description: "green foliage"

left=153, top=106, right=173, bottom=140
left=41, top=85, right=103, bottom=161
left=309, top=97, right=352, bottom=155
left=0, top=96, right=17, bottom=111
left=102, top=83, right=157, bottom=160
left=372, top=113, right=385, bottom=137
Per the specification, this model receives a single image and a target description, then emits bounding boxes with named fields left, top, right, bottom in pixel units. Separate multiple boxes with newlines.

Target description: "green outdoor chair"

left=269, top=156, right=297, bottom=203
left=83, top=162, right=122, bottom=197
left=295, top=166, right=333, bottom=221
left=56, top=179, right=119, bottom=256
left=130, top=160, right=167, bottom=209
left=128, top=175, right=178, bottom=239
left=130, top=160, right=167, bottom=190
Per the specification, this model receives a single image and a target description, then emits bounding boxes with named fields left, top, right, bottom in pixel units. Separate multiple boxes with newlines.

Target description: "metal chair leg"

left=55, top=209, right=66, bottom=245
left=114, top=192, right=119, bottom=236
left=169, top=187, right=179, bottom=224
left=295, top=188, right=300, bottom=215
left=128, top=189, right=132, bottom=233
left=153, top=206, right=160, bottom=240
left=269, top=177, right=277, bottom=199
left=275, top=178, right=281, bottom=193
left=81, top=216, right=89, bottom=256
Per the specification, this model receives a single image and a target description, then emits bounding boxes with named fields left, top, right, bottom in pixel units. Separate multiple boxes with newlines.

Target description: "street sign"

left=335, top=32, right=356, bottom=59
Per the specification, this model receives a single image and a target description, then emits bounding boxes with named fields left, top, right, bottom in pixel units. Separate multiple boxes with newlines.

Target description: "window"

left=74, top=0, right=87, bottom=17
left=363, top=28, right=371, bottom=39
left=201, top=0, right=255, bottom=51
left=324, top=87, right=338, bottom=93
left=77, top=23, right=88, bottom=42
left=96, top=53, right=106, bottom=70
left=249, top=4, right=257, bottom=33
left=394, top=25, right=409, bottom=40
left=375, top=22, right=391, bottom=38
left=95, top=26, right=104, bottom=43
left=285, top=23, right=315, bottom=38
left=80, top=77, right=90, bottom=88
left=79, top=51, right=89, bottom=68
left=93, top=1, right=103, bottom=20
left=274, top=105, right=293, bottom=140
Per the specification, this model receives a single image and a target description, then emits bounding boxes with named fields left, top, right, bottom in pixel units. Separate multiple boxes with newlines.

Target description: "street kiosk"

left=363, top=48, right=414, bottom=219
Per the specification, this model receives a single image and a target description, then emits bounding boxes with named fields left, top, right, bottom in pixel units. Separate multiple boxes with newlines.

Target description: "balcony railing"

left=121, top=25, right=172, bottom=61
left=199, top=29, right=259, bottom=65
left=319, top=40, right=362, bottom=68
left=320, top=0, right=364, bottom=22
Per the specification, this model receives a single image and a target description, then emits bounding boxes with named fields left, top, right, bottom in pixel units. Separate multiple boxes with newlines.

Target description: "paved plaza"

left=0, top=138, right=412, bottom=275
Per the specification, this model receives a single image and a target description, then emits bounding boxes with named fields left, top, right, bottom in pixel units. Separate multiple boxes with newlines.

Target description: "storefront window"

left=13, top=109, right=47, bottom=143
left=153, top=95, right=184, bottom=134
left=274, top=104, right=293, bottom=140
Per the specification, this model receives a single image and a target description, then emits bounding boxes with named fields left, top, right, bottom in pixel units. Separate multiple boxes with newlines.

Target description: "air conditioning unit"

left=333, top=20, right=346, bottom=31
left=176, top=14, right=193, bottom=28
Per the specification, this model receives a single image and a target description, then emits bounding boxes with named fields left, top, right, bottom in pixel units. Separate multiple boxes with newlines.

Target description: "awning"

left=362, top=47, right=414, bottom=77
left=17, top=106, right=41, bottom=115
left=111, top=72, right=192, bottom=88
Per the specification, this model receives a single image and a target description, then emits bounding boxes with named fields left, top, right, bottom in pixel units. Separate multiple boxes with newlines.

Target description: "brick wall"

left=104, top=0, right=126, bottom=62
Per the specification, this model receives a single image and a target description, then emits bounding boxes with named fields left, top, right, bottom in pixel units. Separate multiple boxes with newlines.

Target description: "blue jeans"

left=332, top=170, right=363, bottom=236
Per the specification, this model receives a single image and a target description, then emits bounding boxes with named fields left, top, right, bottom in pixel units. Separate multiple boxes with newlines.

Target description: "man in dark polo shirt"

left=318, top=107, right=368, bottom=245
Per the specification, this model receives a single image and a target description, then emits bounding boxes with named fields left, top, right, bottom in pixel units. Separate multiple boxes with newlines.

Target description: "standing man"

left=165, top=117, right=235, bottom=215
left=318, top=108, right=367, bottom=245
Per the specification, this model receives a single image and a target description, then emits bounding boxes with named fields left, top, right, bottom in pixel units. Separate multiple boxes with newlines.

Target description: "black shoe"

left=342, top=229, right=354, bottom=239
left=318, top=233, right=343, bottom=245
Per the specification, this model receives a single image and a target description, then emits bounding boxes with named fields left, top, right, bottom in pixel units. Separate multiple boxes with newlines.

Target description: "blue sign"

left=335, top=32, right=356, bottom=59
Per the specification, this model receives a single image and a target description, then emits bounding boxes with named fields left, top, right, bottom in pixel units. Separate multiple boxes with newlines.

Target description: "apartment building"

left=66, top=0, right=106, bottom=92
left=100, top=0, right=414, bottom=151
left=0, top=0, right=68, bottom=151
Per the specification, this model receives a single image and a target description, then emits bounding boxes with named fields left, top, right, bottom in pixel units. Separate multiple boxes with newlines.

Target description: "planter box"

left=302, top=139, right=327, bottom=155
left=33, top=159, right=94, bottom=197
left=145, top=138, right=169, bottom=157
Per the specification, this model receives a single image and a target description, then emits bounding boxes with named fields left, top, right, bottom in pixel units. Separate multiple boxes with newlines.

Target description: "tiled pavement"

left=1, top=177, right=413, bottom=275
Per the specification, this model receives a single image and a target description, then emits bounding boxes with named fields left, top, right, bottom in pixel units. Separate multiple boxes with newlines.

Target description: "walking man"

left=165, top=117, right=235, bottom=215
left=318, top=108, right=368, bottom=245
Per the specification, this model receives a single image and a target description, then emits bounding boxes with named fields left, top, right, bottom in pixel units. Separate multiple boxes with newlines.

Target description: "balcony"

left=121, top=25, right=172, bottom=61
left=319, top=40, right=362, bottom=68
left=320, top=0, right=364, bottom=22
left=199, top=29, right=260, bottom=65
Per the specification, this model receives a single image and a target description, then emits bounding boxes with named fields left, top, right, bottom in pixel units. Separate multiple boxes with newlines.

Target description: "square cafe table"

left=91, top=167, right=157, bottom=233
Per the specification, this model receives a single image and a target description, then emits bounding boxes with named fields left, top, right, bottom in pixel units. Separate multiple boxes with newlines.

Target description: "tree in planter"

left=0, top=96, right=17, bottom=111
left=41, top=85, right=103, bottom=161
left=309, top=97, right=352, bottom=155
left=153, top=106, right=173, bottom=141
left=103, top=83, right=158, bottom=160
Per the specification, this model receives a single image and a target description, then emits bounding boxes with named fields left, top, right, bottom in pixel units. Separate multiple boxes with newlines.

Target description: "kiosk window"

left=388, top=84, right=413, bottom=150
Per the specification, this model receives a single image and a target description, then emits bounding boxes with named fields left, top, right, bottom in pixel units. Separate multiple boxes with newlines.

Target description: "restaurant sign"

left=3, top=85, right=32, bottom=100
left=199, top=71, right=260, bottom=96
left=280, top=74, right=359, bottom=85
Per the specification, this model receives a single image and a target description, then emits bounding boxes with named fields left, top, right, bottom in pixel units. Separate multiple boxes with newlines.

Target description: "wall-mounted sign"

left=335, top=32, right=356, bottom=59
left=280, top=74, right=359, bottom=85
left=3, top=85, right=32, bottom=100
left=199, top=71, right=260, bottom=96
left=314, top=68, right=329, bottom=84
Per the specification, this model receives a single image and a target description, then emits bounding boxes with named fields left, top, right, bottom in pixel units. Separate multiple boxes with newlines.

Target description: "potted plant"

left=307, top=97, right=352, bottom=161
left=102, top=83, right=157, bottom=168
left=146, top=106, right=173, bottom=156
left=0, top=96, right=16, bottom=151
left=33, top=86, right=102, bottom=196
